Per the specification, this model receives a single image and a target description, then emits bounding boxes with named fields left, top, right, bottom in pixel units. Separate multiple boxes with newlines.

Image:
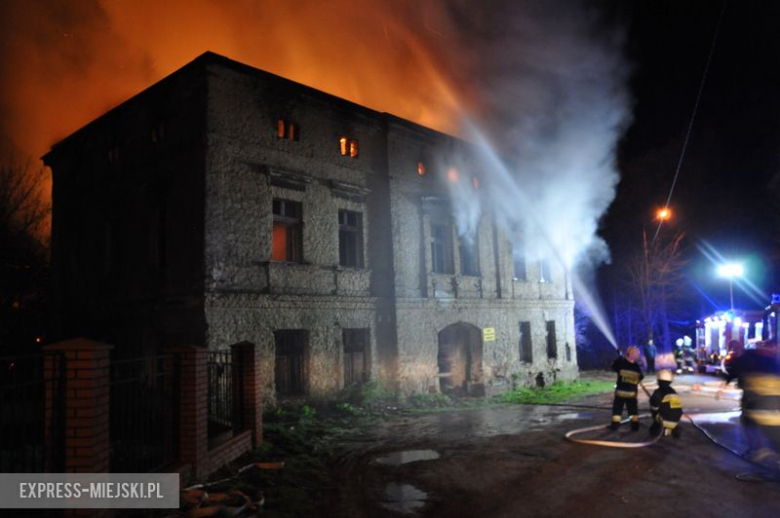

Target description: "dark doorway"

left=343, top=328, right=369, bottom=386
left=437, top=323, right=484, bottom=396
left=546, top=321, right=557, bottom=359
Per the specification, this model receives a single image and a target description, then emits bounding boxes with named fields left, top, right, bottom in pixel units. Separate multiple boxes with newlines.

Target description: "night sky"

left=602, top=0, right=780, bottom=315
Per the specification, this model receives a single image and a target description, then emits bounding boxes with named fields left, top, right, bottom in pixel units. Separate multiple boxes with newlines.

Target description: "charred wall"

left=385, top=119, right=578, bottom=395
left=47, top=52, right=578, bottom=404
left=201, top=58, right=395, bottom=404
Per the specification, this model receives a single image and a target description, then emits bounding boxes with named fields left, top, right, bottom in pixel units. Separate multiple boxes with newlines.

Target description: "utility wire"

left=653, top=0, right=728, bottom=242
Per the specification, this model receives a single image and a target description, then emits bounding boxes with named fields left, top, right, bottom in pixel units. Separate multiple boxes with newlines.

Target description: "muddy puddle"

left=686, top=411, right=741, bottom=424
left=382, top=483, right=428, bottom=514
left=362, top=405, right=611, bottom=442
left=375, top=449, right=440, bottom=466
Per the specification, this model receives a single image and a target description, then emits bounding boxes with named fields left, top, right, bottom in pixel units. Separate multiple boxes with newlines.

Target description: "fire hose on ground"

left=561, top=382, right=780, bottom=481
left=564, top=381, right=663, bottom=448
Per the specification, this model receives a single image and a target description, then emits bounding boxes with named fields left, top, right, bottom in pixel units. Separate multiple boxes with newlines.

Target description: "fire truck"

left=695, top=310, right=764, bottom=373
left=695, top=294, right=780, bottom=373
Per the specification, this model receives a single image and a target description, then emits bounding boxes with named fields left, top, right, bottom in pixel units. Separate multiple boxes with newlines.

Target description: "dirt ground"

left=325, top=372, right=780, bottom=518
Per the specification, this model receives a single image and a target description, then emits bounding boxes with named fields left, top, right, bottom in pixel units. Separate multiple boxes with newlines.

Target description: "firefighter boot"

left=631, top=417, right=640, bottom=432
left=609, top=416, right=621, bottom=430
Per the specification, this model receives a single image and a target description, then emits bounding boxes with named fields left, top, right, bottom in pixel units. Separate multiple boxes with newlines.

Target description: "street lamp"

left=717, top=263, right=744, bottom=312
left=656, top=207, right=672, bottom=221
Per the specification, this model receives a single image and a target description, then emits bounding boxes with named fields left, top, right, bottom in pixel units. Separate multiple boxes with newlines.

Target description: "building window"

left=520, top=321, right=532, bottom=363
left=512, top=236, right=527, bottom=281
left=339, top=136, right=358, bottom=157
left=107, top=145, right=120, bottom=164
left=339, top=210, right=364, bottom=268
left=272, top=199, right=303, bottom=262
left=151, top=121, right=165, bottom=143
left=149, top=206, right=167, bottom=269
left=459, top=234, right=479, bottom=276
left=343, top=328, right=369, bottom=386
left=431, top=223, right=454, bottom=274
left=103, top=221, right=114, bottom=277
left=275, top=330, right=308, bottom=396
left=277, top=119, right=297, bottom=141
left=513, top=249, right=527, bottom=281
left=540, top=259, right=552, bottom=283
left=546, top=320, right=557, bottom=359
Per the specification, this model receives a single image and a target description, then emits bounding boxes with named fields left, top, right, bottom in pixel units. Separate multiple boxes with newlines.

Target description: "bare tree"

left=609, top=289, right=644, bottom=347
left=0, top=161, right=51, bottom=352
left=0, top=161, right=50, bottom=241
left=623, top=229, right=687, bottom=352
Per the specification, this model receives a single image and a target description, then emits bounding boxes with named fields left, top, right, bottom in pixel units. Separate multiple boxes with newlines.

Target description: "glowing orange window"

left=277, top=119, right=298, bottom=140
left=272, top=199, right=303, bottom=262
left=339, top=137, right=359, bottom=158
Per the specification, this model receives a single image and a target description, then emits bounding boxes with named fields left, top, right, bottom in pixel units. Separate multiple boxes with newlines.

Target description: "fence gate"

left=109, top=354, right=179, bottom=472
left=207, top=349, right=244, bottom=445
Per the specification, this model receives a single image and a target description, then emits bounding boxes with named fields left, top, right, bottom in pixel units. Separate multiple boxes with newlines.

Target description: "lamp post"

left=717, top=263, right=744, bottom=312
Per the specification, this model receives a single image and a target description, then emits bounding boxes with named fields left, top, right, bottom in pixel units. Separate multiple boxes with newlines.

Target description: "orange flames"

left=1, top=0, right=477, bottom=164
left=1, top=1, right=487, bottom=239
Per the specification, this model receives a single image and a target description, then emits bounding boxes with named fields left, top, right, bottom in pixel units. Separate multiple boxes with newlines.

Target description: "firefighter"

left=718, top=342, right=780, bottom=473
left=674, top=338, right=685, bottom=374
left=610, top=346, right=644, bottom=431
left=649, top=369, right=683, bottom=438
left=683, top=335, right=696, bottom=373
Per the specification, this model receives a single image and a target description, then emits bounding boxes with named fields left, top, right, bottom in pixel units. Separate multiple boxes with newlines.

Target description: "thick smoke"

left=434, top=1, right=632, bottom=271
left=0, top=0, right=630, bottom=275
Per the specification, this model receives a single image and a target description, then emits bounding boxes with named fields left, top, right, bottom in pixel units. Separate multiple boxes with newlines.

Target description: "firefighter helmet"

left=657, top=369, right=673, bottom=382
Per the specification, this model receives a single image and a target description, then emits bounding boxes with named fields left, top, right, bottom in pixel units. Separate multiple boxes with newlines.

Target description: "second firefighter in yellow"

left=649, top=369, right=683, bottom=437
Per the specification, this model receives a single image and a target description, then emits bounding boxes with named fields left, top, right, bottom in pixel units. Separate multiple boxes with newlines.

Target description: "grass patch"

left=496, top=380, right=614, bottom=405
left=337, top=380, right=400, bottom=409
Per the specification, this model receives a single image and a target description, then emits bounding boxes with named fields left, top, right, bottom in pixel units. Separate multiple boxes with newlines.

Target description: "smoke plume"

left=436, top=1, right=632, bottom=270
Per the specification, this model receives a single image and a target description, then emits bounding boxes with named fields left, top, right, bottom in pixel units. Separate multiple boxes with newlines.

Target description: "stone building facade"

left=45, top=52, right=578, bottom=405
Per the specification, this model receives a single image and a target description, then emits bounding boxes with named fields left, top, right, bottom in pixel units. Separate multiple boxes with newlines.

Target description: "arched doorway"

left=437, top=323, right=484, bottom=396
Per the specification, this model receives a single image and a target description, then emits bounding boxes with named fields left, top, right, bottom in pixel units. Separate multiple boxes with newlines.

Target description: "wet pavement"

left=333, top=371, right=780, bottom=518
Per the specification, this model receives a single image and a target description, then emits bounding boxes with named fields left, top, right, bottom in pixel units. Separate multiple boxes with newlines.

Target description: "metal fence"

left=0, top=352, right=65, bottom=472
left=109, top=354, right=179, bottom=472
left=207, top=349, right=244, bottom=443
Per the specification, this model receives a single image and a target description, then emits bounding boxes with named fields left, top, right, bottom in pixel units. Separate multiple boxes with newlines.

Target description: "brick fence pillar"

left=173, top=346, right=209, bottom=480
left=44, top=338, right=112, bottom=473
left=232, top=342, right=263, bottom=447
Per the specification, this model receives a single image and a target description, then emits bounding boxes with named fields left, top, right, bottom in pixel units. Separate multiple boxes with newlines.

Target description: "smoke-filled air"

left=0, top=0, right=631, bottom=341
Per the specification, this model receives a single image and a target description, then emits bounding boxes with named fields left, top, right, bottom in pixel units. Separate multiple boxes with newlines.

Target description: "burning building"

left=44, top=52, right=578, bottom=404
